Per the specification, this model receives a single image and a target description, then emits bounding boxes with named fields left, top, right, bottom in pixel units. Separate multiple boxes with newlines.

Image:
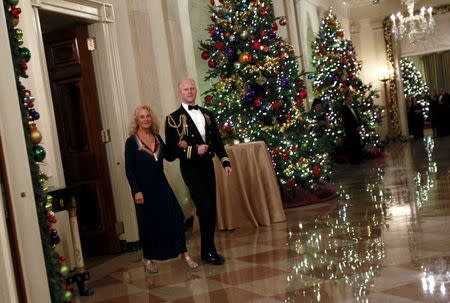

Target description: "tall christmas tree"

left=3, top=0, right=73, bottom=301
left=400, top=57, right=430, bottom=119
left=311, top=9, right=383, bottom=151
left=199, top=0, right=331, bottom=189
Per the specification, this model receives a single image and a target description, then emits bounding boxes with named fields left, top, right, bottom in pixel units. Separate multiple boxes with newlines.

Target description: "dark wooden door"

left=43, top=25, right=120, bottom=255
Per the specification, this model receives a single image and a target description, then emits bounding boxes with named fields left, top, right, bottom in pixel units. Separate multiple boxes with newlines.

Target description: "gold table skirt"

left=213, top=141, right=286, bottom=230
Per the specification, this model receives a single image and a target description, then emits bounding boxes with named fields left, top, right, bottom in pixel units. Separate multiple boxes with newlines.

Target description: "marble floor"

left=76, top=136, right=450, bottom=303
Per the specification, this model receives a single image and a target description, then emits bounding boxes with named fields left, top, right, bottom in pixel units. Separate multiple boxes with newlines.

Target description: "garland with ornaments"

left=3, top=0, right=73, bottom=301
left=199, top=0, right=332, bottom=189
left=311, top=9, right=383, bottom=152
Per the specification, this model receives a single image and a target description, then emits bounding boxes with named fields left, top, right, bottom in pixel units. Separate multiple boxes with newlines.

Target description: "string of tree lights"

left=3, top=0, right=73, bottom=301
left=199, top=0, right=332, bottom=189
left=400, top=57, right=430, bottom=120
left=311, top=9, right=383, bottom=153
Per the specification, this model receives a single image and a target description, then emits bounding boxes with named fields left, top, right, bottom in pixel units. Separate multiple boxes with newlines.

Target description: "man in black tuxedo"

left=165, top=78, right=232, bottom=265
left=341, top=95, right=362, bottom=164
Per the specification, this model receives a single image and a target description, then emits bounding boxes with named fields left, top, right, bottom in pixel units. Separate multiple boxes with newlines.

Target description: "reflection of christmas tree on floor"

left=311, top=9, right=383, bottom=156
left=285, top=167, right=389, bottom=302
left=3, top=0, right=73, bottom=301
left=199, top=0, right=334, bottom=194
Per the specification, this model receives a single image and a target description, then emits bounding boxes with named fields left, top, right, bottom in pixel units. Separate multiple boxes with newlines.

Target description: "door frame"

left=30, top=0, right=139, bottom=242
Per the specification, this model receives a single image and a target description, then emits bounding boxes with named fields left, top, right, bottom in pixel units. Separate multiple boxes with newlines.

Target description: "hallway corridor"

left=78, top=137, right=450, bottom=303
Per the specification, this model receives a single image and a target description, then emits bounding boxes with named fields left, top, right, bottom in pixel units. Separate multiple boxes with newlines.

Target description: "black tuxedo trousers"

left=180, top=158, right=217, bottom=256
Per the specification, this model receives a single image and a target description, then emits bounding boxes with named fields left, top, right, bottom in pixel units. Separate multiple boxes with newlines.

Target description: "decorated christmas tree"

left=3, top=0, right=73, bottom=301
left=311, top=9, right=383, bottom=151
left=199, top=0, right=331, bottom=189
left=400, top=57, right=430, bottom=119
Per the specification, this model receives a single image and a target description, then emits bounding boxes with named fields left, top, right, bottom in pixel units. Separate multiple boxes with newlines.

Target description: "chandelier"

left=390, top=0, right=435, bottom=44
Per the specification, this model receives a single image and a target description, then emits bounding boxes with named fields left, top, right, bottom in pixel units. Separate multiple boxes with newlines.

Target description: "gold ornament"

left=29, top=124, right=43, bottom=144
left=239, top=30, right=249, bottom=39
left=239, top=52, right=252, bottom=64
left=256, top=75, right=267, bottom=85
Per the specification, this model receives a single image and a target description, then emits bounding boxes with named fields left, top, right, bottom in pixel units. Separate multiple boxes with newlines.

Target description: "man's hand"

left=178, top=140, right=188, bottom=149
left=197, top=144, right=209, bottom=155
left=134, top=192, right=144, bottom=204
left=224, top=166, right=232, bottom=176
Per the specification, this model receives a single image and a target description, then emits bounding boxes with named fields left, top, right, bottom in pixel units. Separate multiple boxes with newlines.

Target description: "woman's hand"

left=178, top=140, right=188, bottom=149
left=134, top=192, right=144, bottom=204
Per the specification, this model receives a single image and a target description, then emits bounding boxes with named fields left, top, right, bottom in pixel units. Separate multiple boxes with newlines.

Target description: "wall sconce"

left=377, top=67, right=394, bottom=82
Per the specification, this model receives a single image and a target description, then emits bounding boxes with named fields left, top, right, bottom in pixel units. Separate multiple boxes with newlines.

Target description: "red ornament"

left=280, top=52, right=286, bottom=60
left=58, top=255, right=66, bottom=264
left=261, top=9, right=268, bottom=16
left=295, top=99, right=302, bottom=109
left=313, top=164, right=321, bottom=177
left=337, top=31, right=344, bottom=38
left=201, top=50, right=210, bottom=60
left=210, top=15, right=216, bottom=22
left=262, top=45, right=269, bottom=52
left=299, top=89, right=308, bottom=99
left=259, top=29, right=266, bottom=38
left=272, top=22, right=278, bottom=31
left=316, top=51, right=323, bottom=57
left=204, top=95, right=213, bottom=103
left=273, top=69, right=280, bottom=75
left=208, top=59, right=217, bottom=68
left=224, top=32, right=231, bottom=38
left=272, top=100, right=282, bottom=110
left=219, top=101, right=225, bottom=107
left=282, top=152, right=289, bottom=160
left=10, top=6, right=22, bottom=18
left=215, top=41, right=224, bottom=50
left=252, top=40, right=261, bottom=50
left=254, top=97, right=262, bottom=107
left=219, top=73, right=225, bottom=79
left=287, top=179, right=296, bottom=188
left=287, top=112, right=292, bottom=121
left=340, top=82, right=348, bottom=89
left=209, top=28, right=215, bottom=36
left=210, top=0, right=215, bottom=5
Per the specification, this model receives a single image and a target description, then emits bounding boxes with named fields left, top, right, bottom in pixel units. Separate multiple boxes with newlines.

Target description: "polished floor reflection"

left=77, top=136, right=450, bottom=303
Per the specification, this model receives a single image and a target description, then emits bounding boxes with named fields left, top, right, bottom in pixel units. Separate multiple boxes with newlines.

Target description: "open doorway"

left=39, top=10, right=120, bottom=256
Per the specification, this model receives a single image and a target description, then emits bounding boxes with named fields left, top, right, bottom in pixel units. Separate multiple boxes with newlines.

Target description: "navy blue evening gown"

left=125, top=134, right=187, bottom=260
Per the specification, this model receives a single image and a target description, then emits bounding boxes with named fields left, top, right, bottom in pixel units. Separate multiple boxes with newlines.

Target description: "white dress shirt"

left=182, top=102, right=206, bottom=141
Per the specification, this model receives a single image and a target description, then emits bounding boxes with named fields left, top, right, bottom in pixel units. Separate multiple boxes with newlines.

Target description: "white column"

left=22, top=2, right=66, bottom=189
left=0, top=1, right=51, bottom=302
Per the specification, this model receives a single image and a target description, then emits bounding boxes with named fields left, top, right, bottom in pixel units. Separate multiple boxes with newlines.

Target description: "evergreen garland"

left=2, top=0, right=73, bottom=301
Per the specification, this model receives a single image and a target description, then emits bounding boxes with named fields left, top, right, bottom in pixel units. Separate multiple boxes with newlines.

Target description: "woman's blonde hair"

left=129, top=105, right=159, bottom=135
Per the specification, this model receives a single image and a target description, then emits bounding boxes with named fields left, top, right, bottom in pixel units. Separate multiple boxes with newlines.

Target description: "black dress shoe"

left=213, top=252, right=225, bottom=262
left=201, top=252, right=225, bottom=265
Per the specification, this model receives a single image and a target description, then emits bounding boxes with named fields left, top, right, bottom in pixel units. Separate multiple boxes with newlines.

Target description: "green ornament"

left=32, top=145, right=46, bottom=162
left=46, top=195, right=53, bottom=204
left=60, top=264, right=69, bottom=277
left=9, top=0, right=20, bottom=5
left=64, top=291, right=73, bottom=302
left=19, top=47, right=31, bottom=62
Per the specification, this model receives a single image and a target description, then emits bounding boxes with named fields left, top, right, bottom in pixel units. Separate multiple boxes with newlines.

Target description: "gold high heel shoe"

left=182, top=255, right=199, bottom=270
left=143, top=259, right=158, bottom=274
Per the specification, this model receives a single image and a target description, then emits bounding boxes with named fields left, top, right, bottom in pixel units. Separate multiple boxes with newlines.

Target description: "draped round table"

left=213, top=141, right=286, bottom=230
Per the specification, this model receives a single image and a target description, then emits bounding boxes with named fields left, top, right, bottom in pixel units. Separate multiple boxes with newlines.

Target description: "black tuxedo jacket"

left=341, top=105, right=360, bottom=138
left=165, top=105, right=231, bottom=169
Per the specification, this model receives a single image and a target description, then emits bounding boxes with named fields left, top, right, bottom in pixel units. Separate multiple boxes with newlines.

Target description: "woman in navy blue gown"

left=125, top=105, right=198, bottom=273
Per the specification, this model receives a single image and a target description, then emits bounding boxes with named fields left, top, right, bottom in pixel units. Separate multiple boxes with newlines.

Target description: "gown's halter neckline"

left=136, top=133, right=160, bottom=161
